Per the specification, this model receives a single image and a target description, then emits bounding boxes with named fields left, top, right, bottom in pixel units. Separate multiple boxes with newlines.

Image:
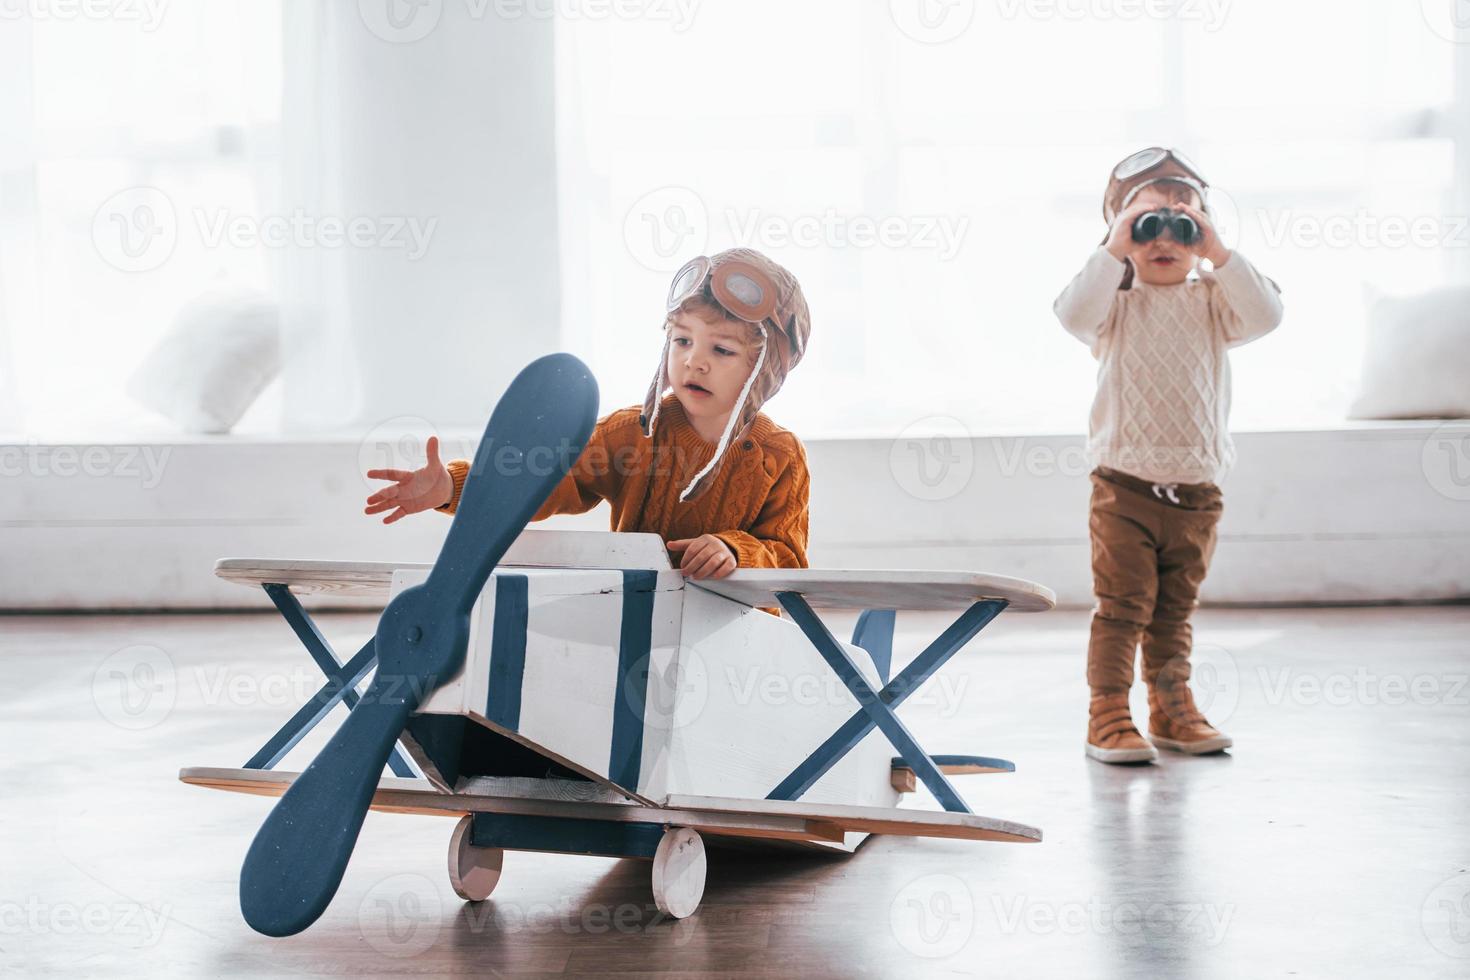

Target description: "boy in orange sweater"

left=363, top=248, right=812, bottom=580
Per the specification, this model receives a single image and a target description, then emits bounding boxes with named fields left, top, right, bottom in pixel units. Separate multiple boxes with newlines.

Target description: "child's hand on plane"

left=364, top=435, right=453, bottom=524
left=668, top=534, right=737, bottom=580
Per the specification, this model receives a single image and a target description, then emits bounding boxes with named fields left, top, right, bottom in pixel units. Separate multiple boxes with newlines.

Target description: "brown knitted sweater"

left=437, top=393, right=810, bottom=569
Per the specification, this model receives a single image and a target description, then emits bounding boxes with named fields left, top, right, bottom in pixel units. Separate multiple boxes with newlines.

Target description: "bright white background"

left=1, top=0, right=1467, bottom=440
left=2, top=1, right=1468, bottom=611
left=555, top=0, right=1466, bottom=437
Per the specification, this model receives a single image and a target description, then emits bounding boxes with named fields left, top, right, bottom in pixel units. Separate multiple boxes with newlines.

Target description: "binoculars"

left=1131, top=208, right=1201, bottom=245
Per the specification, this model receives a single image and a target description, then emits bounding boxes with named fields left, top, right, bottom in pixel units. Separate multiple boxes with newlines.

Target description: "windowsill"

left=3, top=417, right=1466, bottom=447
left=788, top=418, right=1470, bottom=442
left=4, top=415, right=1465, bottom=610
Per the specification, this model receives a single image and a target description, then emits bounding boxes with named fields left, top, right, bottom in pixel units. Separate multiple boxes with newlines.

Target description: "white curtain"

left=554, top=1, right=1470, bottom=436
left=0, top=2, right=564, bottom=440
left=0, top=4, right=283, bottom=438
left=272, top=1, right=564, bottom=439
left=0, top=22, right=38, bottom=436
left=274, top=1, right=361, bottom=433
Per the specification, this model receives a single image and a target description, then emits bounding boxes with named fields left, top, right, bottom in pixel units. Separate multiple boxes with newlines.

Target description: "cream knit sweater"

left=1053, top=248, right=1284, bottom=486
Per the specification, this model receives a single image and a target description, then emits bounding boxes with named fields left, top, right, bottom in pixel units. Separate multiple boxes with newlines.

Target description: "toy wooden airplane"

left=179, top=353, right=1055, bottom=937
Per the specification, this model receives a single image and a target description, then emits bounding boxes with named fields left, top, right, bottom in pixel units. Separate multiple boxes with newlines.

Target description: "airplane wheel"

left=448, top=814, right=503, bottom=902
left=651, top=827, right=705, bottom=919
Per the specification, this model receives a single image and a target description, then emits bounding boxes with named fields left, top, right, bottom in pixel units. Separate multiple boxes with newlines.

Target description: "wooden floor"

left=4, top=605, right=1468, bottom=978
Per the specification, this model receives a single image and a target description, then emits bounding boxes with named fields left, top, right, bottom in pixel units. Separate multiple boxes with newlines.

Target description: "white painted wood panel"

left=5, top=423, right=1466, bottom=608
left=379, top=561, right=897, bottom=813
left=692, top=568, right=1055, bottom=612
left=651, top=586, right=899, bottom=811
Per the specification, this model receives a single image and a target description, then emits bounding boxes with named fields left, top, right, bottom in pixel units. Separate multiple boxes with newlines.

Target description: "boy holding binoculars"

left=1053, top=147, right=1284, bottom=764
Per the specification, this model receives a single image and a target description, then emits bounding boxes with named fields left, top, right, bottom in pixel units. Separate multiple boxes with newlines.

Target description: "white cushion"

left=127, top=287, right=281, bottom=434
left=1348, top=285, right=1470, bottom=419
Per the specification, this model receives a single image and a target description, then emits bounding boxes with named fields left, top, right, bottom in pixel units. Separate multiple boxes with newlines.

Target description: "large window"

left=0, top=3, right=282, bottom=438
left=554, top=1, right=1462, bottom=437
left=1, top=3, right=1460, bottom=440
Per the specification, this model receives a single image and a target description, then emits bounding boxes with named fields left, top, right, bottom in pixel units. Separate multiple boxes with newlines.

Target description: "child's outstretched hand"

left=668, top=534, right=737, bottom=580
left=364, top=435, right=453, bottom=524
left=1171, top=202, right=1232, bottom=267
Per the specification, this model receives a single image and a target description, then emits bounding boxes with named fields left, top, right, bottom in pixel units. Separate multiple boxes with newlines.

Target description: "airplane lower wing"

left=179, top=766, right=1039, bottom=846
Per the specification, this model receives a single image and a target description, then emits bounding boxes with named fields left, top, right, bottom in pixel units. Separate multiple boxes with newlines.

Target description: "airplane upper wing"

left=214, top=532, right=674, bottom=598
left=689, top=568, right=1055, bottom=613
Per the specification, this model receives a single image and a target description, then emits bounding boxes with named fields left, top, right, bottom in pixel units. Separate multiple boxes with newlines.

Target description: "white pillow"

left=127, top=287, right=281, bottom=434
left=1348, top=285, right=1470, bottom=420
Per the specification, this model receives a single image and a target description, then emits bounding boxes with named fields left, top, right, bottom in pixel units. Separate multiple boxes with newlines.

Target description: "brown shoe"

left=1148, top=682, right=1233, bottom=754
left=1086, top=692, right=1158, bottom=764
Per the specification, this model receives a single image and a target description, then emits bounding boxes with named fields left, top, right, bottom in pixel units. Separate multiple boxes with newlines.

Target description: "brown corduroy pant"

left=1087, top=466, right=1224, bottom=695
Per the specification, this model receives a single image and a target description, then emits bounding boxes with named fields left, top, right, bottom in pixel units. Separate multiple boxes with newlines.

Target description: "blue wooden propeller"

left=239, top=353, right=599, bottom=937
